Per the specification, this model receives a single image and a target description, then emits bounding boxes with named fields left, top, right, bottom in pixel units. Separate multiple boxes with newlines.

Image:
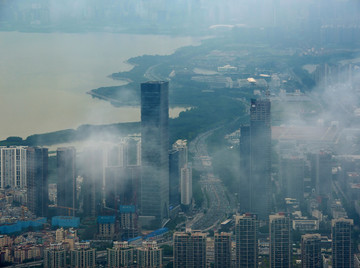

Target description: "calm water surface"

left=0, top=32, right=200, bottom=140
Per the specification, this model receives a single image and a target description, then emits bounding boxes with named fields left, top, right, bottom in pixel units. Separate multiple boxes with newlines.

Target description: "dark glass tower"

left=140, top=81, right=169, bottom=227
left=332, top=218, right=353, bottom=268
left=57, top=147, right=76, bottom=216
left=240, top=98, right=271, bottom=219
left=26, top=147, right=48, bottom=217
left=250, top=98, right=271, bottom=219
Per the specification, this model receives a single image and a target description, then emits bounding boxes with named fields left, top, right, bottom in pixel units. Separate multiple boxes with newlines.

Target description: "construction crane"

left=49, top=205, right=78, bottom=216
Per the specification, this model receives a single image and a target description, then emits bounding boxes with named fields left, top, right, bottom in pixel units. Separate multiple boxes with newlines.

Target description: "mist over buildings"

left=2, top=0, right=360, bottom=267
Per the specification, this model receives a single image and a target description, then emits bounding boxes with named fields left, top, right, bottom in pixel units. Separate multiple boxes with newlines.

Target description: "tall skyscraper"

left=301, top=233, right=322, bottom=268
left=269, top=213, right=291, bottom=268
left=332, top=218, right=353, bottom=268
left=140, top=81, right=169, bottom=227
left=173, top=231, right=207, bottom=268
left=26, top=147, right=48, bottom=217
left=239, top=98, right=271, bottom=219
left=214, top=232, right=231, bottom=268
left=235, top=213, right=258, bottom=268
left=57, top=147, right=76, bottom=216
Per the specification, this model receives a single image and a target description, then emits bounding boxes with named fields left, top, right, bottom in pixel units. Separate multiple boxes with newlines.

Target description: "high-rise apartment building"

left=0, top=146, right=27, bottom=189
left=214, top=232, right=231, bottom=268
left=140, top=81, right=169, bottom=227
left=26, top=147, right=48, bottom=217
left=269, top=213, right=291, bottom=268
left=57, top=147, right=76, bottom=216
left=301, top=233, right=322, bottom=268
left=107, top=241, right=134, bottom=268
left=239, top=98, right=271, bottom=219
left=173, top=231, right=207, bottom=268
left=332, top=218, right=353, bottom=268
left=180, top=163, right=192, bottom=207
left=169, top=139, right=188, bottom=208
left=235, top=213, right=258, bottom=268
left=43, top=243, right=67, bottom=268
left=70, top=242, right=96, bottom=268
left=137, top=241, right=163, bottom=268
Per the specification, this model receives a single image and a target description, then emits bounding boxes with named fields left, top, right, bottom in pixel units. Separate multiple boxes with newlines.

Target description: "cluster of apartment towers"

left=44, top=214, right=352, bottom=267
left=171, top=214, right=352, bottom=268
left=0, top=81, right=355, bottom=266
left=0, top=82, right=191, bottom=225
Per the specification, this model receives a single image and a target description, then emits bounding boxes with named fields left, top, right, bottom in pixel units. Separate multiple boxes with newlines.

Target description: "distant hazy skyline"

left=1, top=0, right=359, bottom=33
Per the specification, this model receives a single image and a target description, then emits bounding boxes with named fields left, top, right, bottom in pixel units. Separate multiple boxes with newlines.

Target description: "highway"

left=188, top=128, right=232, bottom=230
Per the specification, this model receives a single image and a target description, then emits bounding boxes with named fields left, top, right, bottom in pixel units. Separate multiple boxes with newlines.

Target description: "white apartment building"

left=0, top=146, right=27, bottom=189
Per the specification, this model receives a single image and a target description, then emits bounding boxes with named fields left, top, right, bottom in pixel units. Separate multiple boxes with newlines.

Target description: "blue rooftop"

left=143, top=228, right=169, bottom=239
left=97, top=216, right=116, bottom=224
left=119, top=205, right=136, bottom=213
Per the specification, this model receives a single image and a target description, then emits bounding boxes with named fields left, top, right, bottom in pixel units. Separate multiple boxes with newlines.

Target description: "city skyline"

left=1, top=0, right=360, bottom=266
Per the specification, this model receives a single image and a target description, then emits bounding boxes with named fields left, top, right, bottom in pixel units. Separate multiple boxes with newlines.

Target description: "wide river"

left=0, top=32, right=200, bottom=140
